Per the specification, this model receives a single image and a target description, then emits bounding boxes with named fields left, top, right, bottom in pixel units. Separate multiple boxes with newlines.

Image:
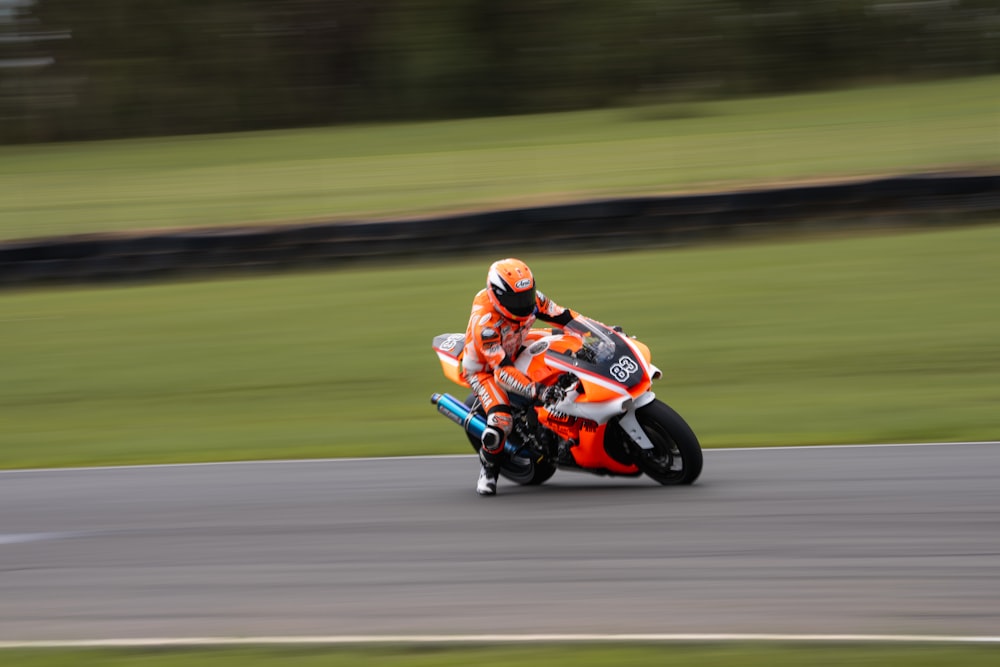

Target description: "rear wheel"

left=463, top=394, right=557, bottom=486
left=628, top=399, right=702, bottom=485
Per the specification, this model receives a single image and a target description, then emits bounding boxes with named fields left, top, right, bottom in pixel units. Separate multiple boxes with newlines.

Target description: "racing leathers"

left=462, top=288, right=577, bottom=464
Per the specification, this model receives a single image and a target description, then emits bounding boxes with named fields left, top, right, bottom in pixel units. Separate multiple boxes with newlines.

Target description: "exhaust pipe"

left=431, top=393, right=487, bottom=440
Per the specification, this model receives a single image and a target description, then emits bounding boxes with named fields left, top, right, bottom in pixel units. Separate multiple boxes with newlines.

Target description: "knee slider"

left=481, top=426, right=504, bottom=455
left=481, top=408, right=513, bottom=456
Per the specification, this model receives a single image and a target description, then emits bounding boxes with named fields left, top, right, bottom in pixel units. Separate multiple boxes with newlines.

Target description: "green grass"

left=2, top=76, right=998, bottom=241
left=2, top=223, right=998, bottom=470
left=2, top=643, right=999, bottom=667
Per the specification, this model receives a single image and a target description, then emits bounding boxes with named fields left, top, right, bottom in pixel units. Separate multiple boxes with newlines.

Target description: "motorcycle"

left=430, top=316, right=702, bottom=487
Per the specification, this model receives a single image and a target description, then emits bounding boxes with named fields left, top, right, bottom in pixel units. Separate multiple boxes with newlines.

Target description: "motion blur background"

left=3, top=0, right=999, bottom=143
left=2, top=1, right=999, bottom=468
left=3, top=6, right=1000, bottom=659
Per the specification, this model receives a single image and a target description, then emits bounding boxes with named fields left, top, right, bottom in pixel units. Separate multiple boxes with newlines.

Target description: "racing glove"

left=538, top=384, right=565, bottom=406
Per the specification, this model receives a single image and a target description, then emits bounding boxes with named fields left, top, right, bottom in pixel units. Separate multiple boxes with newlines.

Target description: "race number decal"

left=438, top=334, right=464, bottom=351
left=610, top=355, right=640, bottom=383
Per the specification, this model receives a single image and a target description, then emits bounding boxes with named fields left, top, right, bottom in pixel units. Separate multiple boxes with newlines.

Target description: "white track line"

left=708, top=440, right=1000, bottom=452
left=2, top=634, right=1000, bottom=648
left=0, top=441, right=997, bottom=475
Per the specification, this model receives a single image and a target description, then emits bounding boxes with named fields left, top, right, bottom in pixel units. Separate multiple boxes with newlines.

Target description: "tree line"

left=2, top=0, right=999, bottom=143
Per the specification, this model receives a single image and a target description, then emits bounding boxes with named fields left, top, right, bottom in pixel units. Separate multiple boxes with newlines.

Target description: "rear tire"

left=628, top=399, right=703, bottom=485
left=463, top=393, right=557, bottom=486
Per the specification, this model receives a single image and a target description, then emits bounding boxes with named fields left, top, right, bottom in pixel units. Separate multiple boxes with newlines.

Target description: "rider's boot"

left=476, top=460, right=499, bottom=496
left=476, top=425, right=504, bottom=496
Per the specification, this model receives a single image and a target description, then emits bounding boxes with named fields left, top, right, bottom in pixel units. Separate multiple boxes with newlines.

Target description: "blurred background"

left=3, top=5, right=1000, bottom=659
left=2, top=1, right=999, bottom=467
left=3, top=0, right=999, bottom=143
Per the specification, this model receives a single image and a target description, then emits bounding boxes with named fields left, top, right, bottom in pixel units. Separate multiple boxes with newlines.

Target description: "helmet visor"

left=499, top=286, right=536, bottom=318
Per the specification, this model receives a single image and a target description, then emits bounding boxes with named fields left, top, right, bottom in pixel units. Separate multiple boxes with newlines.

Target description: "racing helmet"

left=487, top=258, right=537, bottom=321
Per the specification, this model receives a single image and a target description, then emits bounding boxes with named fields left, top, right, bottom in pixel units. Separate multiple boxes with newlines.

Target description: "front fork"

left=616, top=394, right=658, bottom=451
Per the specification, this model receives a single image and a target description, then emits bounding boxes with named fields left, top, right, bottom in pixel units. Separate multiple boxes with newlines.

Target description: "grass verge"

left=2, top=76, right=998, bottom=241
left=2, top=643, right=999, bottom=667
left=2, top=223, right=998, bottom=470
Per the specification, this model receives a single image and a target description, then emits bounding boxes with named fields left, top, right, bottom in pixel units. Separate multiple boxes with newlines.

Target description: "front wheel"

left=628, top=399, right=703, bottom=485
left=463, top=394, right=557, bottom=486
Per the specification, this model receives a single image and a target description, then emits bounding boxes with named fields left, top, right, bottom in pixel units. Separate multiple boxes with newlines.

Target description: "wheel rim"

left=640, top=423, right=685, bottom=480
left=501, top=441, right=536, bottom=482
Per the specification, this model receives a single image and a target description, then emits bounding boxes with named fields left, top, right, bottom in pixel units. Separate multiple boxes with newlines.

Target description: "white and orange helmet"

left=487, top=258, right=537, bottom=321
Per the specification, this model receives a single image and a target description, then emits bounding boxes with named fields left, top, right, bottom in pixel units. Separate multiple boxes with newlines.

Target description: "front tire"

left=628, top=399, right=703, bottom=485
left=463, top=394, right=557, bottom=486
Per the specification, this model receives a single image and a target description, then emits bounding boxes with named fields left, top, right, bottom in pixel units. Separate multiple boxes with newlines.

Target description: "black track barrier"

left=1, top=172, right=997, bottom=287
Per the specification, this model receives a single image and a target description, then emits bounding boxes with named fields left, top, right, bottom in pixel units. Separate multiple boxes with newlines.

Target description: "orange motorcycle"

left=431, top=316, right=702, bottom=487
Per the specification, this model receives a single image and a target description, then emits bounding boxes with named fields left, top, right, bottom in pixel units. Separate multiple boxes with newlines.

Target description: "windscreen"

left=550, top=318, right=647, bottom=389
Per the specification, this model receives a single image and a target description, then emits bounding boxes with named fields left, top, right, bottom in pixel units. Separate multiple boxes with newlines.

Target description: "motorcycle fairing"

left=514, top=318, right=657, bottom=421
left=432, top=333, right=469, bottom=387
left=434, top=317, right=661, bottom=476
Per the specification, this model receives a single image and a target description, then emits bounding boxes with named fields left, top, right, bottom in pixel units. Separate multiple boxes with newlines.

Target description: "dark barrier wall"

left=1, top=173, right=998, bottom=287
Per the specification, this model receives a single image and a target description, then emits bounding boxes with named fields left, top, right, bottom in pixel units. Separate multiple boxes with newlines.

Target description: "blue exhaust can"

left=430, top=392, right=487, bottom=440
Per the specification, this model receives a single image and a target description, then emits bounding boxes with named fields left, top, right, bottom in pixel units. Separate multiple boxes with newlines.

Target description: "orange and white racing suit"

left=462, top=288, right=577, bottom=461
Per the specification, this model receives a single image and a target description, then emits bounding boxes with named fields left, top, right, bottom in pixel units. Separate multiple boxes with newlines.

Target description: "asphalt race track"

left=2, top=443, right=999, bottom=642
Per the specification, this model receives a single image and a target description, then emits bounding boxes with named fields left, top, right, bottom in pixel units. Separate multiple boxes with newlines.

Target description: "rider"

left=462, top=258, right=581, bottom=496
